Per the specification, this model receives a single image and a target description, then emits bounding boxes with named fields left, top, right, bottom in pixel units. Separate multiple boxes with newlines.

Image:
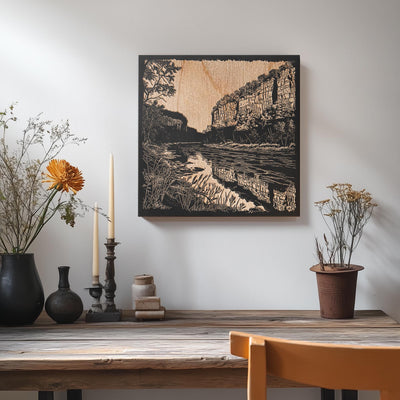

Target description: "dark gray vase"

left=45, top=266, right=83, bottom=324
left=0, top=253, right=44, bottom=325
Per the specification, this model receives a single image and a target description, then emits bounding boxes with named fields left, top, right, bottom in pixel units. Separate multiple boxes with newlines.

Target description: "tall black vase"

left=45, top=266, right=83, bottom=324
left=0, top=253, right=44, bottom=325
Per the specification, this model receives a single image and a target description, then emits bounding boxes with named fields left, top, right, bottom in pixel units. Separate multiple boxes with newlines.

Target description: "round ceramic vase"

left=0, top=253, right=44, bottom=325
left=45, top=266, right=83, bottom=324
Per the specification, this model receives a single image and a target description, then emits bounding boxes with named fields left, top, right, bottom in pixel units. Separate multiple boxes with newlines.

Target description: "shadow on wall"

left=135, top=220, right=194, bottom=309
left=299, top=64, right=311, bottom=227
left=364, top=204, right=400, bottom=322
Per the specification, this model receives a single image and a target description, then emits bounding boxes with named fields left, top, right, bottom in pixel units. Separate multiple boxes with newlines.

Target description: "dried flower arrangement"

left=0, top=104, right=86, bottom=254
left=314, top=183, right=377, bottom=270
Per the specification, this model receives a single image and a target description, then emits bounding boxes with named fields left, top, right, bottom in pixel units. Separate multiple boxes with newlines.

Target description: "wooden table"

left=0, top=310, right=399, bottom=400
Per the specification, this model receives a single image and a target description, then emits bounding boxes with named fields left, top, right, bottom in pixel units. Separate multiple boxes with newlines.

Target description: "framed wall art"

left=138, top=55, right=300, bottom=217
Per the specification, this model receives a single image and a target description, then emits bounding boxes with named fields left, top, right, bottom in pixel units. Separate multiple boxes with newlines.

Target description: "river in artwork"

left=166, top=142, right=297, bottom=213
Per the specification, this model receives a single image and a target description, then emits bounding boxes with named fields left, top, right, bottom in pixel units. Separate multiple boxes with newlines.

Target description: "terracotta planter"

left=310, top=264, right=364, bottom=319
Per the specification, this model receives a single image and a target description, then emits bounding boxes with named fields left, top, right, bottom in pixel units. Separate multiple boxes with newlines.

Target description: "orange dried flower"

left=43, top=159, right=84, bottom=194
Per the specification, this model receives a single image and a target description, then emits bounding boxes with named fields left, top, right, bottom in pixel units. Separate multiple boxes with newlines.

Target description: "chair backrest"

left=230, top=331, right=400, bottom=400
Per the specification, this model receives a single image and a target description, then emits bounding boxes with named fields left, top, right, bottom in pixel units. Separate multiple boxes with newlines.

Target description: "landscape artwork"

left=138, top=55, right=300, bottom=217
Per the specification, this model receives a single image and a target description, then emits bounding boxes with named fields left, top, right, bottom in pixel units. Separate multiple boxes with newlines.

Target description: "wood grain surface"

left=0, top=310, right=398, bottom=390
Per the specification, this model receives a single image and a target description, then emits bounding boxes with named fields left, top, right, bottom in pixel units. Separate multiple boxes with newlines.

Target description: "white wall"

left=1, top=0, right=400, bottom=399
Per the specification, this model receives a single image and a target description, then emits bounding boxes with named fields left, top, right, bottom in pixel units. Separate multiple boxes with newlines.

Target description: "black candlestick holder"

left=85, top=238, right=122, bottom=323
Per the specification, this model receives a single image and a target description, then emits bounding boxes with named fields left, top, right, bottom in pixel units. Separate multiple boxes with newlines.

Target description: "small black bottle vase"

left=45, top=266, right=83, bottom=324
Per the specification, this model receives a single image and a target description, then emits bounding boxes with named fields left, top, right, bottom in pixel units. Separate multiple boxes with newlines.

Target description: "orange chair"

left=230, top=331, right=400, bottom=400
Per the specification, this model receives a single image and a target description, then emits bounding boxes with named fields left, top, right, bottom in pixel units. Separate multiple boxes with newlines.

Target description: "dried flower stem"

left=314, top=183, right=377, bottom=268
left=0, top=104, right=86, bottom=254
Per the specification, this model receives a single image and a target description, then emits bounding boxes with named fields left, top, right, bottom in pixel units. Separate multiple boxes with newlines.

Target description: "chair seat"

left=230, top=331, right=400, bottom=400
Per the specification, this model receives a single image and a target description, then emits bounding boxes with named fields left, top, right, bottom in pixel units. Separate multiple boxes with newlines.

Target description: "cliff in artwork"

left=206, top=62, right=296, bottom=145
left=142, top=105, right=202, bottom=143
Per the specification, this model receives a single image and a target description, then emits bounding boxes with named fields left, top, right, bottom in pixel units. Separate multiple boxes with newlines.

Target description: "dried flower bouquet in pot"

left=0, top=104, right=86, bottom=324
left=311, top=183, right=377, bottom=319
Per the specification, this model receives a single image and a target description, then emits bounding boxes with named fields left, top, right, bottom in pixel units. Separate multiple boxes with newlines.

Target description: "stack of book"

left=134, top=296, right=165, bottom=320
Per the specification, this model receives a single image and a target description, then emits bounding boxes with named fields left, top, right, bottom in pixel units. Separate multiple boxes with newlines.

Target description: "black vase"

left=45, top=266, right=83, bottom=324
left=0, top=253, right=44, bottom=325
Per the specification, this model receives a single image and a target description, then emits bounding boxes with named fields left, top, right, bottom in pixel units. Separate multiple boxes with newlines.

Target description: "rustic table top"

left=0, top=310, right=399, bottom=391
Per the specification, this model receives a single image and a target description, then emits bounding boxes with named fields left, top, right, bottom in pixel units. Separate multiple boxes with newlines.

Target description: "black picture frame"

left=139, top=55, right=300, bottom=217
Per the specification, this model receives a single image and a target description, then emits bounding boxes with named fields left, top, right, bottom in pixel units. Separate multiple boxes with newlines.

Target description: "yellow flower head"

left=43, top=159, right=84, bottom=194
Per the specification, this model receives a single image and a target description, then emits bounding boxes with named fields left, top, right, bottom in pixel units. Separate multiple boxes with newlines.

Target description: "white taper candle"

left=92, top=202, right=99, bottom=284
left=108, top=154, right=115, bottom=239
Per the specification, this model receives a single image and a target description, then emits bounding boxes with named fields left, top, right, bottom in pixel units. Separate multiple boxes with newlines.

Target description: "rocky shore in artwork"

left=212, top=165, right=296, bottom=213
